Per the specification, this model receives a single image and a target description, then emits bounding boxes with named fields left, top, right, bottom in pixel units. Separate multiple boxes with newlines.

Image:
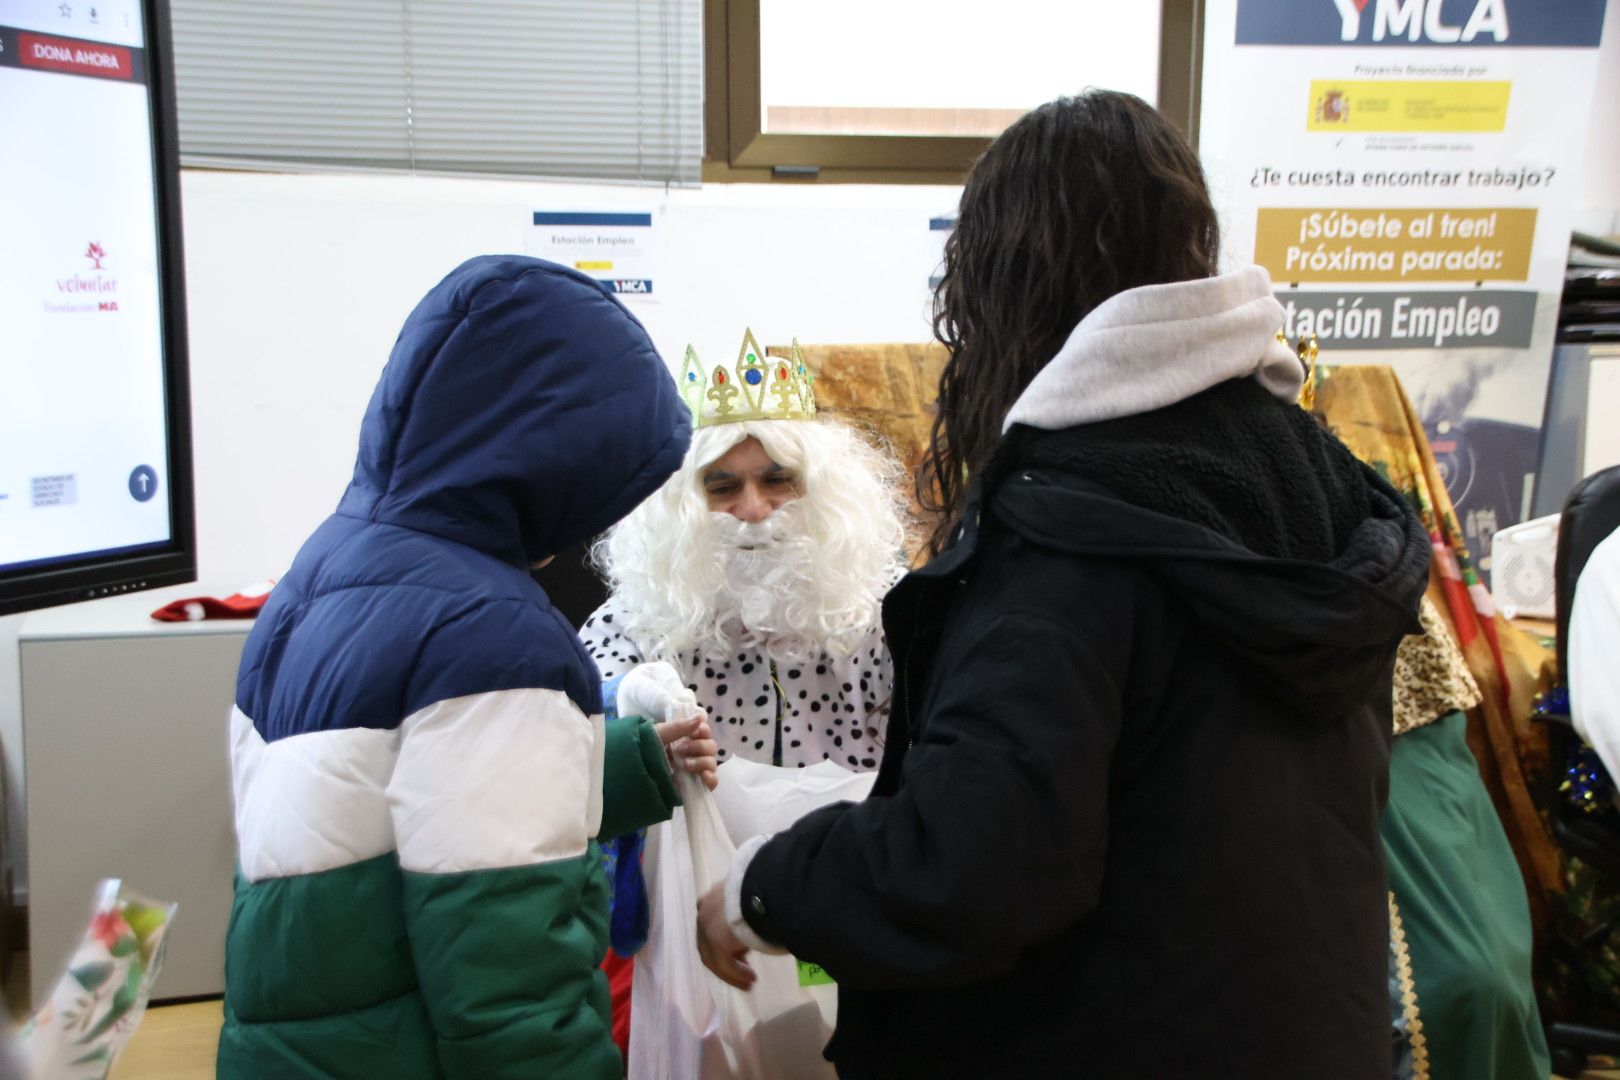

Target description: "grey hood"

left=1003, top=266, right=1304, bottom=432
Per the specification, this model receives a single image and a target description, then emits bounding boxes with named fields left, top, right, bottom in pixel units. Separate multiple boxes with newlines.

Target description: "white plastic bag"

left=628, top=758, right=875, bottom=1080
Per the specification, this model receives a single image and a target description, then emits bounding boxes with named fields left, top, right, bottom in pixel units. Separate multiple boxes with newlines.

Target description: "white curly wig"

left=592, top=419, right=910, bottom=662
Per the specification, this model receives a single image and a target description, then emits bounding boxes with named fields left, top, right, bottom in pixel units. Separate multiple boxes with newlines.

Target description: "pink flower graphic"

left=89, top=909, right=131, bottom=949
left=85, top=242, right=107, bottom=270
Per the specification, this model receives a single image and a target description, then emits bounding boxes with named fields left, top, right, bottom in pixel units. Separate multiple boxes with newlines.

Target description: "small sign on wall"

left=526, top=210, right=662, bottom=303
left=926, top=215, right=953, bottom=294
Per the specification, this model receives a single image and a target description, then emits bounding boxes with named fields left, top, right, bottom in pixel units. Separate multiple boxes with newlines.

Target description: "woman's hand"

left=696, top=882, right=756, bottom=990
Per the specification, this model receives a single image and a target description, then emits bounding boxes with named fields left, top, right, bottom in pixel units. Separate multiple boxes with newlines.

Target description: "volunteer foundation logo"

left=45, top=241, right=120, bottom=314
left=1314, top=87, right=1350, bottom=124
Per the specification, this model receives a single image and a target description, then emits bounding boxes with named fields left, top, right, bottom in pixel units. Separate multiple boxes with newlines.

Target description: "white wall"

left=176, top=170, right=961, bottom=584
left=1577, top=0, right=1620, bottom=236
left=0, top=170, right=960, bottom=897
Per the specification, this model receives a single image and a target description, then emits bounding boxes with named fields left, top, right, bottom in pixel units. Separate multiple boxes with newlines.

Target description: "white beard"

left=596, top=423, right=909, bottom=666
left=694, top=508, right=831, bottom=662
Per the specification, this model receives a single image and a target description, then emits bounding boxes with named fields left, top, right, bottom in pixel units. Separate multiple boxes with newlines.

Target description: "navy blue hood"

left=338, top=255, right=691, bottom=566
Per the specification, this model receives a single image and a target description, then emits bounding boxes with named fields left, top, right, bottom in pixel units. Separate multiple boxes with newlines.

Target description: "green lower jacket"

left=219, top=711, right=678, bottom=1080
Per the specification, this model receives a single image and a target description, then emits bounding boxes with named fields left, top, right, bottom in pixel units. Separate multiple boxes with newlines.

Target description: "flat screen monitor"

left=0, top=0, right=195, bottom=616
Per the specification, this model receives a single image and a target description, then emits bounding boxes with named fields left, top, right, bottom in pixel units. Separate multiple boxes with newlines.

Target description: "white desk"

left=20, top=595, right=248, bottom=1005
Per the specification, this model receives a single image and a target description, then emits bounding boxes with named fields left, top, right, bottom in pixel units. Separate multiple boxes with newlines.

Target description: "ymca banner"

left=1199, top=0, right=1607, bottom=573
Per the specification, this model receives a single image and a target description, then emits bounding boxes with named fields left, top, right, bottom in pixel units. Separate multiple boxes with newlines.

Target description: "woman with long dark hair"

left=696, top=91, right=1429, bottom=1078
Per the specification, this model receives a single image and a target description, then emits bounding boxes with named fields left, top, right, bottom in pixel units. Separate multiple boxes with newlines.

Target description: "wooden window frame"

left=704, top=0, right=1205, bottom=184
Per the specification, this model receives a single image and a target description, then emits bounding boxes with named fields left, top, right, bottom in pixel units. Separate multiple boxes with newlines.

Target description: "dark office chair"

left=1545, top=464, right=1620, bottom=1077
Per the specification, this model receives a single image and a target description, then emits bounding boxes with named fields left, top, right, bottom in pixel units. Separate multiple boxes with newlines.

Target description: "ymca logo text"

left=1330, top=0, right=1508, bottom=44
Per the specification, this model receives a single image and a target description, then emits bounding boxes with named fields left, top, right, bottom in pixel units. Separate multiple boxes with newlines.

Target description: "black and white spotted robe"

left=580, top=594, right=891, bottom=770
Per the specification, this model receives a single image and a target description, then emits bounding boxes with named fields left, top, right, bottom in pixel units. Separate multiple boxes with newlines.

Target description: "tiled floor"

left=111, top=999, right=222, bottom=1080
left=103, top=999, right=1620, bottom=1079
left=8, top=955, right=1620, bottom=1080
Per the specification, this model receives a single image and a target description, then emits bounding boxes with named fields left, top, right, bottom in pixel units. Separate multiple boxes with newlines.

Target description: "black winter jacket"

left=739, top=379, right=1430, bottom=1079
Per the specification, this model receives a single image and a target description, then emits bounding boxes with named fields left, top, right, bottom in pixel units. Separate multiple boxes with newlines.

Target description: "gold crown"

left=679, top=329, right=817, bottom=429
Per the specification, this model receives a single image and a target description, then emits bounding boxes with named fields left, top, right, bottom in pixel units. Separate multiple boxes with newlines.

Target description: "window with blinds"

left=168, top=0, right=701, bottom=184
